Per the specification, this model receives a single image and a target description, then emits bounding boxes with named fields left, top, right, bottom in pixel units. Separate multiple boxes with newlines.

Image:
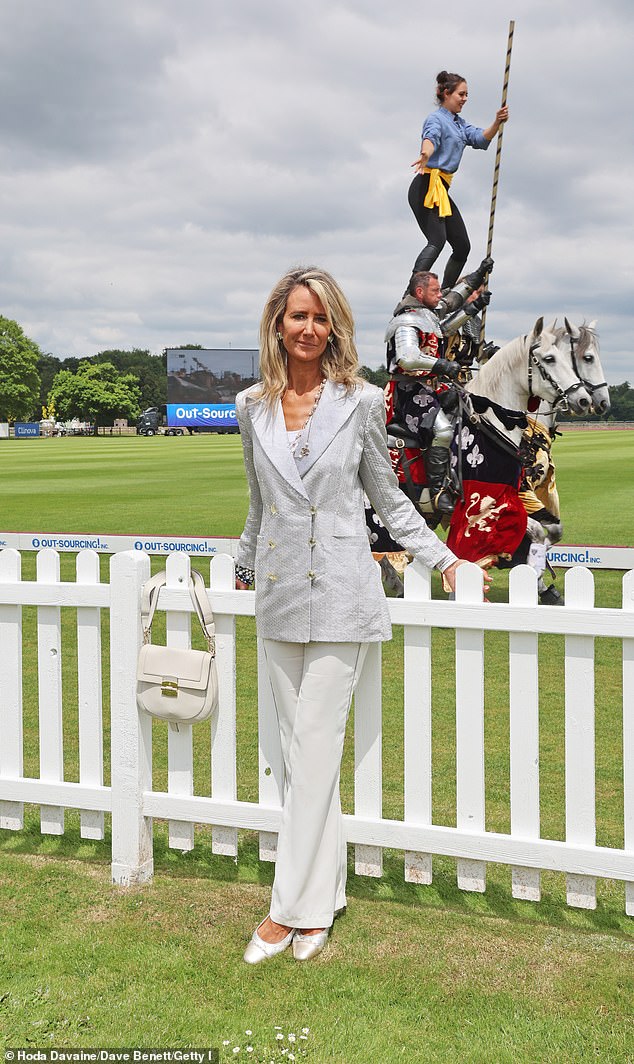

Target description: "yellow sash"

left=423, top=167, right=453, bottom=218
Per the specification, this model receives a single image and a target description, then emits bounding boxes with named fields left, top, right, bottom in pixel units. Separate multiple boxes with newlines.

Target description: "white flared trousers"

left=262, top=639, right=369, bottom=928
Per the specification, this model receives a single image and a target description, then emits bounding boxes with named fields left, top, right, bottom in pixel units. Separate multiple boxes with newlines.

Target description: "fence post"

left=110, top=550, right=153, bottom=885
left=210, top=553, right=238, bottom=857
left=165, top=553, right=195, bottom=852
left=354, top=642, right=383, bottom=878
left=77, top=549, right=105, bottom=841
left=509, top=565, right=541, bottom=901
left=564, top=566, right=596, bottom=909
left=455, top=563, right=486, bottom=892
left=0, top=549, right=23, bottom=830
left=623, top=570, right=634, bottom=917
left=404, top=559, right=433, bottom=884
left=37, top=549, right=64, bottom=835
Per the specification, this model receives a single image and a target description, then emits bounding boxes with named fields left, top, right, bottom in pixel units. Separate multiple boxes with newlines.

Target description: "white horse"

left=452, top=318, right=595, bottom=601
left=511, top=319, right=608, bottom=602
left=466, top=316, right=594, bottom=423
left=528, top=319, right=609, bottom=435
left=370, top=318, right=593, bottom=595
left=548, top=319, right=610, bottom=421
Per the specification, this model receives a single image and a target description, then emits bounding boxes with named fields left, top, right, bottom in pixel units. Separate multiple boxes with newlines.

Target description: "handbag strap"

left=189, top=569, right=216, bottom=651
left=141, top=568, right=216, bottom=655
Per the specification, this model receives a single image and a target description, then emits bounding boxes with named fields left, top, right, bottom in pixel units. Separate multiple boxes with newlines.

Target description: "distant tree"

left=48, top=361, right=141, bottom=427
left=0, top=316, right=41, bottom=421
left=37, top=353, right=82, bottom=411
left=360, top=365, right=389, bottom=389
left=171, top=344, right=204, bottom=349
left=93, top=348, right=167, bottom=409
left=607, top=381, right=634, bottom=421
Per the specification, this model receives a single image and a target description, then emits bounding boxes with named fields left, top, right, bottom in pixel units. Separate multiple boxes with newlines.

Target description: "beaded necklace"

left=287, top=379, right=326, bottom=458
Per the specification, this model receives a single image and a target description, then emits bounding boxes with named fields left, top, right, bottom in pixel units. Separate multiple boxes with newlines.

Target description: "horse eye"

left=543, top=354, right=555, bottom=364
left=583, top=353, right=594, bottom=363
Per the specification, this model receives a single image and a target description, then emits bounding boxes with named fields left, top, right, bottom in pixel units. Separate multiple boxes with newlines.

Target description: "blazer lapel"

left=249, top=396, right=309, bottom=500
left=293, top=380, right=363, bottom=477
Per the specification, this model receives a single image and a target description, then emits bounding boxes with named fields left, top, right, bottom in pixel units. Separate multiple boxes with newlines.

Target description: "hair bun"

left=434, top=70, right=466, bottom=105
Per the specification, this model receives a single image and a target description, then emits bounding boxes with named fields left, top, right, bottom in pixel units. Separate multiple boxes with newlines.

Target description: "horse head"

left=561, top=318, right=610, bottom=415
left=526, top=317, right=593, bottom=416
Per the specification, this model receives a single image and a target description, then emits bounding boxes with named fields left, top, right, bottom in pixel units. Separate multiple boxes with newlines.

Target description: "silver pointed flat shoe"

left=292, top=928, right=329, bottom=961
left=243, top=922, right=295, bottom=965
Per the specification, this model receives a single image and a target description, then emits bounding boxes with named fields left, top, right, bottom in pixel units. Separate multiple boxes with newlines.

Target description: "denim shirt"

left=421, top=106, right=489, bottom=173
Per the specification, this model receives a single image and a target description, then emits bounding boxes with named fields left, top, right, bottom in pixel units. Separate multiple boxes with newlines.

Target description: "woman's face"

left=279, top=286, right=330, bottom=369
left=442, top=81, right=468, bottom=114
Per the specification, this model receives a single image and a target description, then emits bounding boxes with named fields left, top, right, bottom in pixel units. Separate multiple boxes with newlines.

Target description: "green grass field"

left=1, top=428, right=632, bottom=544
left=0, top=430, right=633, bottom=1061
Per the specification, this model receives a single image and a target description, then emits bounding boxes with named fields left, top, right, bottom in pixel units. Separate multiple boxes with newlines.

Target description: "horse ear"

left=546, top=318, right=557, bottom=334
left=531, top=317, right=544, bottom=339
left=565, top=317, right=580, bottom=339
left=588, top=318, right=597, bottom=330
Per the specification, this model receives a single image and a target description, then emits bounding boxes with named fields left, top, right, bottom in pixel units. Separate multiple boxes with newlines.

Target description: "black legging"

left=408, top=172, right=470, bottom=290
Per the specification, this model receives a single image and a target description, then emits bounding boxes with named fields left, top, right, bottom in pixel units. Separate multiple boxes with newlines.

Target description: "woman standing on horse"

left=408, top=70, right=508, bottom=290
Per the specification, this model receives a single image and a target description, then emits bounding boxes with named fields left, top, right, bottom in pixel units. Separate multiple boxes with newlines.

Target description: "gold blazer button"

left=307, top=570, right=316, bottom=580
left=267, top=573, right=278, bottom=582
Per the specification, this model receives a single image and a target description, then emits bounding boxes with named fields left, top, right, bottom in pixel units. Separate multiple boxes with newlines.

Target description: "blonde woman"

left=234, top=266, right=480, bottom=964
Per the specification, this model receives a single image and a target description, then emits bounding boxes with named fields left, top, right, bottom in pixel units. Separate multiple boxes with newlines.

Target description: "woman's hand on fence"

left=441, top=559, right=492, bottom=598
left=235, top=579, right=250, bottom=590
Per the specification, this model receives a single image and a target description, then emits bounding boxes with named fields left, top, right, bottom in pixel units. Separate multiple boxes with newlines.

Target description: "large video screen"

left=166, top=348, right=259, bottom=429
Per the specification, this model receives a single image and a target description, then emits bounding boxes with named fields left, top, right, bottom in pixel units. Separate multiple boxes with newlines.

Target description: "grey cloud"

left=0, top=0, right=632, bottom=385
left=0, top=2, right=175, bottom=166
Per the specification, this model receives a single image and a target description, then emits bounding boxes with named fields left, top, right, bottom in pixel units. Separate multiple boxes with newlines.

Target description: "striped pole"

left=479, top=20, right=515, bottom=353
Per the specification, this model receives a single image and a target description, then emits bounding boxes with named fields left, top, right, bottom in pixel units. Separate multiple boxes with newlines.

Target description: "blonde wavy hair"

left=253, top=266, right=363, bottom=406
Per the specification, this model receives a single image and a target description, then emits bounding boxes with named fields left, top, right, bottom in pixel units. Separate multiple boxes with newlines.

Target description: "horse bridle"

left=566, top=333, right=608, bottom=399
left=527, top=338, right=589, bottom=412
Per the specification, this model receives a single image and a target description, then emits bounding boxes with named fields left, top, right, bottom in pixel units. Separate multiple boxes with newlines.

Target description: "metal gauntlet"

left=393, top=324, right=439, bottom=373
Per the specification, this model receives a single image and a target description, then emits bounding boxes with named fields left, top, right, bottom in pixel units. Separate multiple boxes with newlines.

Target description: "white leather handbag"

left=136, top=569, right=219, bottom=729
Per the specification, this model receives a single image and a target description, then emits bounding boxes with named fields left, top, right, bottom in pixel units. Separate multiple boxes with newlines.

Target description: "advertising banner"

left=0, top=532, right=238, bottom=557
left=0, top=533, right=632, bottom=569
left=546, top=544, right=634, bottom=570
left=165, top=348, right=258, bottom=429
left=166, top=404, right=238, bottom=429
left=14, top=423, right=41, bottom=438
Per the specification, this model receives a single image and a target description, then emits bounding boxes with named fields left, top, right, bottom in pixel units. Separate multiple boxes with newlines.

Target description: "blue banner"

left=15, top=422, right=41, bottom=437
left=166, top=403, right=238, bottom=429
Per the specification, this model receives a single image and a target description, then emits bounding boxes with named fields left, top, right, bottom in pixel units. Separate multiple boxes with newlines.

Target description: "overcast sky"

left=1, top=0, right=632, bottom=381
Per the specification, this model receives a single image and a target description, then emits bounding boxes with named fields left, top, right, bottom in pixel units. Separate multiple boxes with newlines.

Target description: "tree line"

left=0, top=314, right=172, bottom=426
left=1, top=314, right=633, bottom=426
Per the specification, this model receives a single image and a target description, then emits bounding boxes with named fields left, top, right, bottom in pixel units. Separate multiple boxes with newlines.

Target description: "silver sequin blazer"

left=235, top=380, right=457, bottom=642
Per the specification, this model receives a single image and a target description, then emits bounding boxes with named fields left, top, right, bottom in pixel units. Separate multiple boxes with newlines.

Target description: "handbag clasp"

left=161, top=678, right=179, bottom=697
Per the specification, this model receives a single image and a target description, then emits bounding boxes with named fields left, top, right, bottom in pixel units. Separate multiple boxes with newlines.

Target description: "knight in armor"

left=385, top=258, right=493, bottom=515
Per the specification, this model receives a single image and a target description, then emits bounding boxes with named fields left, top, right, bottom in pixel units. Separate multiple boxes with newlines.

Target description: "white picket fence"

left=0, top=547, right=632, bottom=916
